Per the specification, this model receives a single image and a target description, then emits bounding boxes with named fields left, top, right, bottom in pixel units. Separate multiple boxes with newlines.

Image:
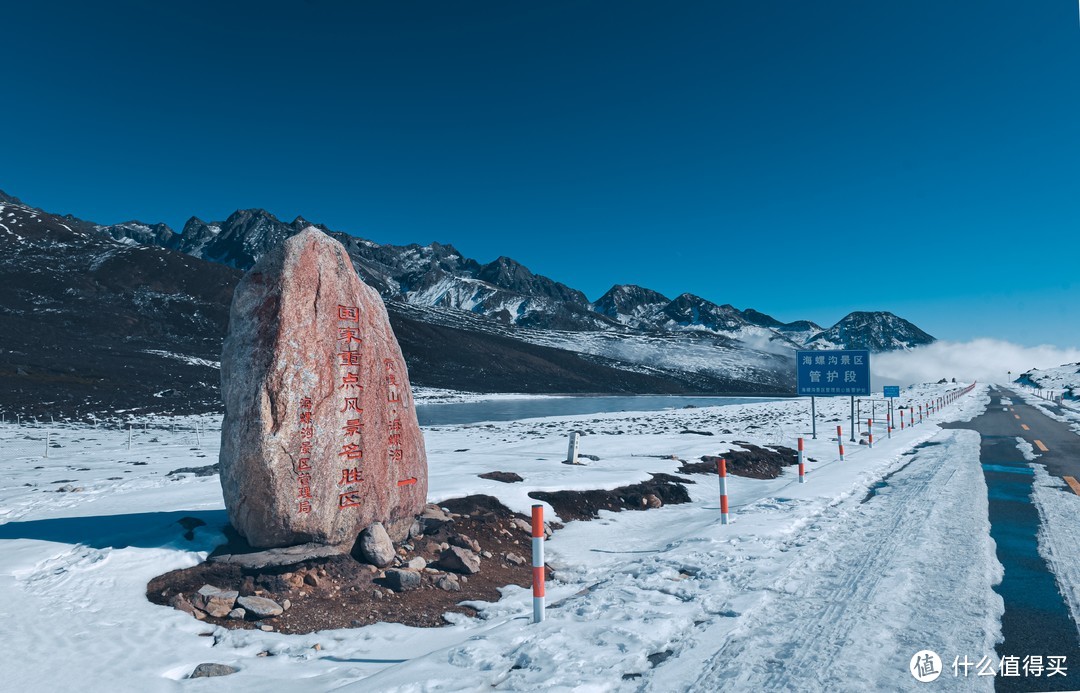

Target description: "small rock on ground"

left=237, top=595, right=284, bottom=618
left=436, top=576, right=461, bottom=592
left=356, top=522, right=396, bottom=567
left=190, top=663, right=238, bottom=678
left=384, top=569, right=421, bottom=592
left=438, top=546, right=481, bottom=574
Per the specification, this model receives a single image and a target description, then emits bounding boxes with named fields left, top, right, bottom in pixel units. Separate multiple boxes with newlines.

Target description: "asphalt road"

left=995, top=391, right=1080, bottom=483
left=944, top=387, right=1080, bottom=692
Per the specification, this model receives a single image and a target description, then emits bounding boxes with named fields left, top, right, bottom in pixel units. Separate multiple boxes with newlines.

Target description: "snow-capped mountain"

left=593, top=284, right=672, bottom=328
left=96, top=220, right=176, bottom=247
left=1, top=194, right=792, bottom=417
left=97, top=205, right=934, bottom=353
left=805, top=311, right=935, bottom=352
left=0, top=189, right=940, bottom=415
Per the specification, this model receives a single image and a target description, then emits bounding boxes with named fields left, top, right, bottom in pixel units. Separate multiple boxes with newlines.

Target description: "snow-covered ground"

left=1018, top=362, right=1080, bottom=400
left=0, top=384, right=998, bottom=691
left=1030, top=463, right=1080, bottom=635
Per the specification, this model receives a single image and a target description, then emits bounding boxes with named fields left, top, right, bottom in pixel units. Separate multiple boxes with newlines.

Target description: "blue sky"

left=4, top=1, right=1080, bottom=346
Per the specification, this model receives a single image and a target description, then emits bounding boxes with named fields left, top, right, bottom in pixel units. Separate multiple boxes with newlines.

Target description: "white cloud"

left=872, top=339, right=1080, bottom=387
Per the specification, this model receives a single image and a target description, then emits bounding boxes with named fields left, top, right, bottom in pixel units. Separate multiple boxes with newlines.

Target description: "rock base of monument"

left=147, top=497, right=558, bottom=633
left=148, top=474, right=699, bottom=633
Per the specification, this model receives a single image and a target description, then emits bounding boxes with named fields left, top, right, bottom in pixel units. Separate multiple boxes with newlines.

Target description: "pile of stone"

left=359, top=506, right=486, bottom=594
left=358, top=503, right=551, bottom=595
left=170, top=585, right=288, bottom=631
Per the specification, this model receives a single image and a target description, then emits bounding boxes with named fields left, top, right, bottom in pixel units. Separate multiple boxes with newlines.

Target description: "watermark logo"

left=910, top=650, right=943, bottom=683
left=910, top=651, right=1067, bottom=681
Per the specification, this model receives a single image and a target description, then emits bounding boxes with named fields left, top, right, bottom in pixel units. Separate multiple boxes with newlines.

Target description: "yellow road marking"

left=1065, top=477, right=1080, bottom=496
left=1021, top=424, right=1030, bottom=431
left=1014, top=414, right=1021, bottom=419
left=1034, top=440, right=1049, bottom=452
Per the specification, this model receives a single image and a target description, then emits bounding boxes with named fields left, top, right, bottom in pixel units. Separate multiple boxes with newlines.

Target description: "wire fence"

left=0, top=419, right=219, bottom=461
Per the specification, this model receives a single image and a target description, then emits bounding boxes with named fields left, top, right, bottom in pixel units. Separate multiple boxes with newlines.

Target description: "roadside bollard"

left=900, top=408, right=905, bottom=430
left=798, top=437, right=805, bottom=483
left=837, top=425, right=845, bottom=461
left=919, top=405, right=923, bottom=424
left=868, top=419, right=873, bottom=449
left=531, top=504, right=545, bottom=623
left=718, top=457, right=730, bottom=524
left=887, top=410, right=892, bottom=439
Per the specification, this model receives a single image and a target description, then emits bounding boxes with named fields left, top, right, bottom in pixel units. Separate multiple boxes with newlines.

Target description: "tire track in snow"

left=687, top=430, right=998, bottom=692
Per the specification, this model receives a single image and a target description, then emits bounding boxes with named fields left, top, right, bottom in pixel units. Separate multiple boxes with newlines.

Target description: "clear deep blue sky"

left=4, top=1, right=1080, bottom=346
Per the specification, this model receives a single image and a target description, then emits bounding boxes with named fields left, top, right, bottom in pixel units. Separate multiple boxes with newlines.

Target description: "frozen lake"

left=415, top=395, right=785, bottom=426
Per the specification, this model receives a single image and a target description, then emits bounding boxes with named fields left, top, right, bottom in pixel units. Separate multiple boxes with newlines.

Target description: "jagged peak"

left=223, top=208, right=282, bottom=226
left=181, top=216, right=212, bottom=232
left=739, top=308, right=784, bottom=328
left=597, top=283, right=671, bottom=302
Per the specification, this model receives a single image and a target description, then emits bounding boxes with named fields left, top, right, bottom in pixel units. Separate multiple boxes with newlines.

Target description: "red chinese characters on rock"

left=296, top=396, right=314, bottom=513
left=337, top=304, right=365, bottom=510
left=386, top=358, right=406, bottom=466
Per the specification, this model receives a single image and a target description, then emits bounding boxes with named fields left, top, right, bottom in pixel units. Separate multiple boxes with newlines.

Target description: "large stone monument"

left=219, top=228, right=427, bottom=548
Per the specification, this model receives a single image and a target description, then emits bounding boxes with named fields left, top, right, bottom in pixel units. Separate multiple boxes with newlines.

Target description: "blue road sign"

left=883, top=386, right=900, bottom=398
left=796, top=350, right=871, bottom=396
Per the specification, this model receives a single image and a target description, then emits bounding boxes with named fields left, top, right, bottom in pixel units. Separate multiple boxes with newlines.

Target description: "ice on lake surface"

left=415, top=395, right=782, bottom=426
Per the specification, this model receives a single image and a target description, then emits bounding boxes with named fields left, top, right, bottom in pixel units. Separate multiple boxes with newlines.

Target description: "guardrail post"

left=837, top=425, right=845, bottom=461
left=798, top=437, right=805, bottom=483
left=718, top=457, right=730, bottom=524
left=868, top=418, right=873, bottom=448
left=531, top=504, right=545, bottom=623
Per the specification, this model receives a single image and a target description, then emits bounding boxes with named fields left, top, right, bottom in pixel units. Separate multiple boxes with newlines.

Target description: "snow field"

left=0, top=383, right=992, bottom=691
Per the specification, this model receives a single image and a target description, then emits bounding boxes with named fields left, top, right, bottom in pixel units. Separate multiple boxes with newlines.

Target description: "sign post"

left=797, top=349, right=871, bottom=445
left=850, top=396, right=856, bottom=442
left=883, top=386, right=899, bottom=440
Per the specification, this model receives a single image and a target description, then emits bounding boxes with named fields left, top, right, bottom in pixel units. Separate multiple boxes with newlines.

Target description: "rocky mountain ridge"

left=0, top=194, right=785, bottom=417
left=89, top=203, right=934, bottom=351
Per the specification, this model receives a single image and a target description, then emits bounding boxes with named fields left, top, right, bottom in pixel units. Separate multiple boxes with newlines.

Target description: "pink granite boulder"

left=219, top=228, right=427, bottom=548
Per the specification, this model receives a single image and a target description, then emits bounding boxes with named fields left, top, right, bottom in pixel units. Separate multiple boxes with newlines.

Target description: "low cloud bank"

left=872, top=339, right=1080, bottom=387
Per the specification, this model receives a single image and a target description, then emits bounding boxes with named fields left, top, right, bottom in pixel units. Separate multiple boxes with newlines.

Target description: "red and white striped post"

left=867, top=418, right=873, bottom=448
left=797, top=437, right=805, bottom=483
left=837, top=425, right=845, bottom=461
left=718, top=457, right=730, bottom=524
left=900, top=408, right=905, bottom=430
left=531, top=504, right=545, bottom=623
left=919, top=404, right=923, bottom=424
left=887, top=410, right=892, bottom=439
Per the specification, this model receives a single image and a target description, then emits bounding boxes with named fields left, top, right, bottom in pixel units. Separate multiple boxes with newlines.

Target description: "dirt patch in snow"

left=148, top=496, right=545, bottom=633
left=478, top=471, right=523, bottom=483
left=527, top=472, right=694, bottom=521
left=678, top=441, right=798, bottom=479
